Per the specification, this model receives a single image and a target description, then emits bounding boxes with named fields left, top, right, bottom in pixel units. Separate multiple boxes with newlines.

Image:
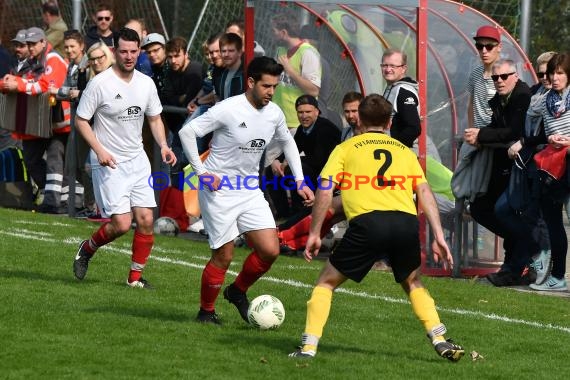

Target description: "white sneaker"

left=530, top=250, right=552, bottom=285
left=529, top=275, right=568, bottom=292
left=188, top=218, right=204, bottom=233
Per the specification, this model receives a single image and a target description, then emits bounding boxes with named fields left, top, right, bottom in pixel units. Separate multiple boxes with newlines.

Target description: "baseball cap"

left=474, top=25, right=500, bottom=42
left=295, top=94, right=319, bottom=110
left=142, top=33, right=165, bottom=48
left=25, top=27, right=46, bottom=43
left=12, top=29, right=27, bottom=44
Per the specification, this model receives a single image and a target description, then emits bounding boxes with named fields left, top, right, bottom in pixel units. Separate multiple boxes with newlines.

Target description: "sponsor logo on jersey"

left=238, top=122, right=247, bottom=128
left=238, top=139, right=266, bottom=153
left=115, top=93, right=122, bottom=99
left=403, top=97, right=416, bottom=105
left=118, top=106, right=142, bottom=121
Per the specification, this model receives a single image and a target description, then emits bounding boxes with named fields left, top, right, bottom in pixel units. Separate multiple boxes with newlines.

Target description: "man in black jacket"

left=381, top=48, right=421, bottom=148
left=462, top=59, right=531, bottom=286
left=268, top=95, right=340, bottom=218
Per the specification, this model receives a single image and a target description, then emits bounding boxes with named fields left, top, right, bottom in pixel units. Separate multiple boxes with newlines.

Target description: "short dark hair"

left=247, top=56, right=283, bottom=82
left=271, top=12, right=300, bottom=38
left=342, top=91, right=363, bottom=106
left=42, top=1, right=60, bottom=16
left=63, top=29, right=84, bottom=44
left=95, top=2, right=113, bottom=14
left=165, top=36, right=187, bottom=54
left=358, top=94, right=392, bottom=128
left=219, top=32, right=243, bottom=52
left=206, top=32, right=223, bottom=46
left=225, top=19, right=244, bottom=33
left=115, top=27, right=140, bottom=47
left=546, top=52, right=570, bottom=78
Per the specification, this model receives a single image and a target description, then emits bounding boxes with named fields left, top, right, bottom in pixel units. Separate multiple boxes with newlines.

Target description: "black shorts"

left=329, top=210, right=420, bottom=283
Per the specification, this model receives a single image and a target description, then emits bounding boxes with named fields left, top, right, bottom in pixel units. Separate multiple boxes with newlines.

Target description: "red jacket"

left=13, top=43, right=70, bottom=139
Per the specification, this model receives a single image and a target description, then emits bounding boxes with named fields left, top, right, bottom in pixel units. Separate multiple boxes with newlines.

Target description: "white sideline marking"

left=3, top=229, right=570, bottom=335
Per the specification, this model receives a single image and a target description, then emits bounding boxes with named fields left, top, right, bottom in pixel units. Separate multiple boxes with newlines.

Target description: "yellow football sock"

left=303, top=286, right=333, bottom=351
left=409, top=287, right=444, bottom=342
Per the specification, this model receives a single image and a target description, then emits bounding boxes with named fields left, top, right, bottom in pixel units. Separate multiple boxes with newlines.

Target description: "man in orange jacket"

left=2, top=27, right=72, bottom=213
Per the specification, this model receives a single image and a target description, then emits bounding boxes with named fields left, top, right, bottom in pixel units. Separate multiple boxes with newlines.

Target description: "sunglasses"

left=475, top=42, right=498, bottom=51
left=491, top=72, right=516, bottom=82
left=536, top=72, right=547, bottom=79
left=97, top=16, right=111, bottom=22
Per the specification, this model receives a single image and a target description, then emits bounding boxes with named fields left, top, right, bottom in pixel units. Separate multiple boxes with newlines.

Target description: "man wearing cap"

left=142, top=33, right=168, bottom=101
left=2, top=26, right=71, bottom=214
left=41, top=1, right=68, bottom=57
left=7, top=29, right=31, bottom=75
left=268, top=94, right=340, bottom=219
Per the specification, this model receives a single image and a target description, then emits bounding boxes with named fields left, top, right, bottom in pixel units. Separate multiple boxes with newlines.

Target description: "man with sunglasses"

left=463, top=59, right=531, bottom=287
left=84, top=2, right=117, bottom=50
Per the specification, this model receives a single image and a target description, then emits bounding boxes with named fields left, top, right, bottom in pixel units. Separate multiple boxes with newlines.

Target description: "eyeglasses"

left=491, top=72, right=516, bottom=82
left=97, top=16, right=111, bottom=22
left=380, top=63, right=405, bottom=69
left=89, top=54, right=106, bottom=62
left=146, top=46, right=163, bottom=54
left=536, top=72, right=547, bottom=79
left=475, top=42, right=498, bottom=51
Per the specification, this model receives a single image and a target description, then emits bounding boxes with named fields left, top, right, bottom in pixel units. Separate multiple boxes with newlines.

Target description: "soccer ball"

left=247, top=295, right=285, bottom=330
left=153, top=216, right=179, bottom=237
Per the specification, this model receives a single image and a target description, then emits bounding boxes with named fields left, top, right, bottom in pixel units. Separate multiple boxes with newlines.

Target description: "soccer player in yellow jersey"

left=289, top=94, right=464, bottom=362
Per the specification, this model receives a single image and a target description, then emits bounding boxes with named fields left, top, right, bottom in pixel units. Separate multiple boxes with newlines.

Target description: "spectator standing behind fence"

left=213, top=33, right=244, bottom=102
left=528, top=53, right=570, bottom=292
left=225, top=19, right=265, bottom=57
left=141, top=33, right=168, bottom=102
left=163, top=36, right=203, bottom=186
left=51, top=30, right=94, bottom=216
left=267, top=94, right=340, bottom=219
left=381, top=49, right=421, bottom=148
left=84, top=2, right=117, bottom=51
left=186, top=33, right=224, bottom=153
left=72, top=28, right=176, bottom=288
left=2, top=27, right=71, bottom=214
left=463, top=59, right=531, bottom=287
left=504, top=51, right=556, bottom=286
left=41, top=1, right=68, bottom=58
left=271, top=11, right=321, bottom=133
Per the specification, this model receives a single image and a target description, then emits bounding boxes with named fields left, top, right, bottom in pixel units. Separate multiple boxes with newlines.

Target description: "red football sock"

left=285, top=210, right=335, bottom=250
left=234, top=251, right=272, bottom=292
left=279, top=215, right=312, bottom=246
left=86, top=223, right=115, bottom=254
left=128, top=230, right=154, bottom=283
left=200, top=261, right=227, bottom=311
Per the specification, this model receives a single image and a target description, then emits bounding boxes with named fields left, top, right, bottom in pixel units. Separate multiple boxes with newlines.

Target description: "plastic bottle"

left=48, top=80, right=57, bottom=106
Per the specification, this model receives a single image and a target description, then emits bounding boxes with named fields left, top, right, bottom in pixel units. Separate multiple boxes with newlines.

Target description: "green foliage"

left=1, top=208, right=570, bottom=379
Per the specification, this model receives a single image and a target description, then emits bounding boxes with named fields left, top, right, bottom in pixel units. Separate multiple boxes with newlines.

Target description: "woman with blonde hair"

left=85, top=41, right=114, bottom=79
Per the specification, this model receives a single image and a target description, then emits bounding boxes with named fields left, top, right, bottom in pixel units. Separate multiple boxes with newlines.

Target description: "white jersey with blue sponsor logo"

left=189, top=94, right=292, bottom=186
left=76, top=67, right=162, bottom=164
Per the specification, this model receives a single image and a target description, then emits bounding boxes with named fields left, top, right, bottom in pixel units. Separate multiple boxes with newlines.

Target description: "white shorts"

left=199, top=187, right=275, bottom=249
left=92, top=151, right=156, bottom=217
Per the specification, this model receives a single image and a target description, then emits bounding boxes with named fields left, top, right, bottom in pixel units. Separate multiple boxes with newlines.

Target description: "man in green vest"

left=271, top=11, right=322, bottom=134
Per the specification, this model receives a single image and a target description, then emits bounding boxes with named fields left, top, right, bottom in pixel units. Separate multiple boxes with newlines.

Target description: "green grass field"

left=1, top=207, right=569, bottom=379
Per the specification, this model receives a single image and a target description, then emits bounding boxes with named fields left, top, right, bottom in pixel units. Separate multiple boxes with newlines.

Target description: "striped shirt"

left=467, top=65, right=496, bottom=128
left=542, top=95, right=570, bottom=137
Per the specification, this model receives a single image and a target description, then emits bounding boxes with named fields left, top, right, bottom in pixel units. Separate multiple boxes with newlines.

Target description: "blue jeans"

left=494, top=191, right=538, bottom=275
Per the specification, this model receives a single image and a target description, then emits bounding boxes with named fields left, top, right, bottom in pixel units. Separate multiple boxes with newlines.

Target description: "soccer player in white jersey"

left=73, top=28, right=176, bottom=288
left=179, top=56, right=314, bottom=324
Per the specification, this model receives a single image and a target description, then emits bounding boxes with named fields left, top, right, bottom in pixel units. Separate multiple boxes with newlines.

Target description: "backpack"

left=0, top=146, right=34, bottom=210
